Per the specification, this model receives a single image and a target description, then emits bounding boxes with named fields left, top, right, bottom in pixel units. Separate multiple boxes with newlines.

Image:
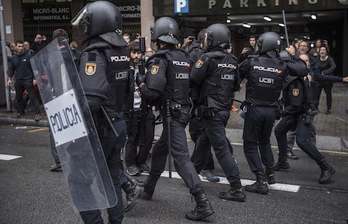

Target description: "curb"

left=0, top=117, right=49, bottom=127
left=2, top=116, right=346, bottom=153
left=154, top=125, right=348, bottom=153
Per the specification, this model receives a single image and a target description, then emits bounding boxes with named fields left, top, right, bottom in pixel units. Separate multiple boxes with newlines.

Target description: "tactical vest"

left=199, top=52, right=238, bottom=110
left=283, top=75, right=315, bottom=111
left=284, top=76, right=304, bottom=107
left=246, top=56, right=287, bottom=107
left=144, top=48, right=192, bottom=105
left=103, top=46, right=131, bottom=108
left=164, top=49, right=192, bottom=105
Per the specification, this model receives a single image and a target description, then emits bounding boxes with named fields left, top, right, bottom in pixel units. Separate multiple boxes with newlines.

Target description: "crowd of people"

left=4, top=1, right=348, bottom=223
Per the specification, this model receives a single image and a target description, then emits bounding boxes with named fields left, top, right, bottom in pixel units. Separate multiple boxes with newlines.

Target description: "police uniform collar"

left=84, top=39, right=110, bottom=52
left=99, top=32, right=127, bottom=47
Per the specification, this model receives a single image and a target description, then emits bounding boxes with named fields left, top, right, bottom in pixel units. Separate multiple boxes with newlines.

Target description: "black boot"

left=122, top=178, right=143, bottom=212
left=273, top=160, right=290, bottom=171
left=141, top=176, right=157, bottom=200
left=185, top=191, right=214, bottom=221
left=219, top=188, right=246, bottom=202
left=265, top=166, right=275, bottom=184
left=317, top=159, right=335, bottom=184
left=244, top=171, right=269, bottom=194
left=218, top=180, right=246, bottom=202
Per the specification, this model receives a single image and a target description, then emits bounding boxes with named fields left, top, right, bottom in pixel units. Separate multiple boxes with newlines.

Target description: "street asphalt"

left=0, top=124, right=347, bottom=224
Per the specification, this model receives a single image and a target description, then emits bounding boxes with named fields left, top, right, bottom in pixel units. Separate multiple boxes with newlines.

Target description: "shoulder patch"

left=151, top=65, right=159, bottom=75
left=85, top=63, right=96, bottom=76
left=195, top=60, right=204, bottom=68
left=292, top=88, right=299, bottom=96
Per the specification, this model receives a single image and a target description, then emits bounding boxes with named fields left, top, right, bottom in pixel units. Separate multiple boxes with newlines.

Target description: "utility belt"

left=162, top=102, right=189, bottom=118
left=129, top=106, right=152, bottom=115
left=240, top=100, right=283, bottom=120
left=194, top=105, right=219, bottom=118
left=95, top=110, right=123, bottom=138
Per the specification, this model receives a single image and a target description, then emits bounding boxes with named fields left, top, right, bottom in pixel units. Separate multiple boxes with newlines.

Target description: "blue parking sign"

left=174, top=0, right=189, bottom=13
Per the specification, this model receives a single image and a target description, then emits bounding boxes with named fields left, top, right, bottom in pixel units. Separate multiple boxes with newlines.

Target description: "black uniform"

left=78, top=36, right=131, bottom=224
left=239, top=54, right=306, bottom=174
left=190, top=50, right=242, bottom=188
left=139, top=45, right=205, bottom=195
left=275, top=61, right=337, bottom=183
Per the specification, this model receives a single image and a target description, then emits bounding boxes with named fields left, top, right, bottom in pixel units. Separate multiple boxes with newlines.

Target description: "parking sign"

left=174, top=0, right=189, bottom=13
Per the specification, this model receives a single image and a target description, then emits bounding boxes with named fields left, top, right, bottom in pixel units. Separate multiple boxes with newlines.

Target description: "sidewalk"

left=1, top=83, right=347, bottom=152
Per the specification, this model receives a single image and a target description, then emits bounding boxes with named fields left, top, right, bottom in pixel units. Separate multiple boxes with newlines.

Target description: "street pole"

left=0, top=0, right=11, bottom=111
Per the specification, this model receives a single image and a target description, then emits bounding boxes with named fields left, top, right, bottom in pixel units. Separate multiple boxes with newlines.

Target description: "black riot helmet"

left=257, top=32, right=281, bottom=57
left=72, top=1, right=125, bottom=46
left=205, top=23, right=231, bottom=51
left=151, top=17, right=179, bottom=45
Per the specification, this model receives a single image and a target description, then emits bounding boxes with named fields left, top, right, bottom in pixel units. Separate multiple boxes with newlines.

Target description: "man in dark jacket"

left=7, top=40, right=41, bottom=120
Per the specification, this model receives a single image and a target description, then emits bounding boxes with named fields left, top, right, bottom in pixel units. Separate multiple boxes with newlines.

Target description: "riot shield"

left=30, top=36, right=117, bottom=212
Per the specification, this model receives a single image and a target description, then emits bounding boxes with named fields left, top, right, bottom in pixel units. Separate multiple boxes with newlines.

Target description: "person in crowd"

left=73, top=1, right=143, bottom=223
left=190, top=23, right=246, bottom=202
left=181, top=35, right=196, bottom=52
left=285, top=40, right=319, bottom=159
left=188, top=28, right=220, bottom=183
left=123, top=33, right=131, bottom=45
left=291, top=38, right=301, bottom=55
left=315, top=46, right=337, bottom=114
left=238, top=35, right=256, bottom=63
left=7, top=40, right=41, bottom=121
left=145, top=47, right=154, bottom=60
left=23, top=41, right=35, bottom=55
left=239, top=32, right=307, bottom=194
left=9, top=42, right=17, bottom=55
left=136, top=17, right=214, bottom=221
left=309, top=38, right=322, bottom=57
left=69, top=41, right=81, bottom=62
left=48, top=28, right=71, bottom=172
left=125, top=40, right=155, bottom=176
left=31, top=34, right=48, bottom=53
left=274, top=52, right=348, bottom=183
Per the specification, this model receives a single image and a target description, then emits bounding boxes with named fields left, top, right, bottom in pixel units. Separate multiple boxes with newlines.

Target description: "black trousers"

left=15, top=79, right=40, bottom=115
left=315, top=82, right=333, bottom=110
left=194, top=110, right=241, bottom=187
left=125, top=108, right=155, bottom=167
left=275, top=114, right=324, bottom=163
left=243, top=106, right=276, bottom=173
left=189, top=117, right=215, bottom=170
left=80, top=112, right=127, bottom=224
left=149, top=106, right=204, bottom=195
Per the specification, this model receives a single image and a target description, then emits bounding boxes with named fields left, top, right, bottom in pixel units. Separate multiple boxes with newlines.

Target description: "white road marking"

left=158, top=170, right=300, bottom=193
left=0, top=154, right=22, bottom=161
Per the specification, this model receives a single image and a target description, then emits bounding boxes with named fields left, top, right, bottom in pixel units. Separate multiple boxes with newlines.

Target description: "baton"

left=101, top=105, right=119, bottom=138
left=282, top=10, right=290, bottom=48
left=165, top=100, right=172, bottom=178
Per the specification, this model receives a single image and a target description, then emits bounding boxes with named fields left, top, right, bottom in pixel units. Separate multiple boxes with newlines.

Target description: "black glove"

left=136, top=72, right=146, bottom=87
left=86, top=96, right=103, bottom=113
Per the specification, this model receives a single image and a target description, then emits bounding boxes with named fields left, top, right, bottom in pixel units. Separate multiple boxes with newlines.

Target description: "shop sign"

left=23, top=4, right=71, bottom=24
left=155, top=0, right=348, bottom=16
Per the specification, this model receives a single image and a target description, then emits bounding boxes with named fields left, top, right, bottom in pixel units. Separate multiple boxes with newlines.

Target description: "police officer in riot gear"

left=273, top=52, right=347, bottom=183
left=73, top=1, right=142, bottom=223
left=190, top=23, right=246, bottom=202
left=239, top=31, right=308, bottom=194
left=136, top=17, right=214, bottom=221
